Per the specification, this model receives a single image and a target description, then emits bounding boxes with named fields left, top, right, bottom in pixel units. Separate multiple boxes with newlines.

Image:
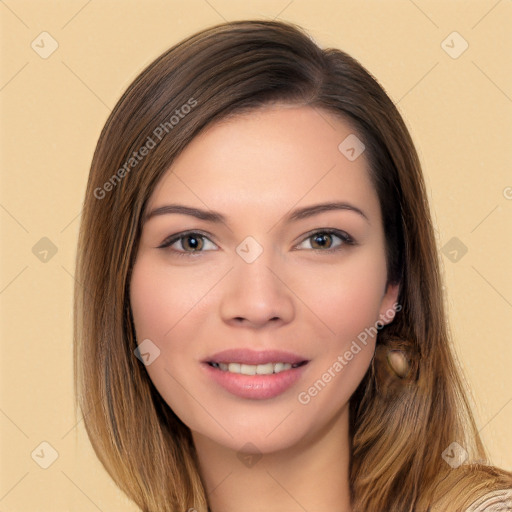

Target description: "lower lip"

left=201, top=362, right=309, bottom=400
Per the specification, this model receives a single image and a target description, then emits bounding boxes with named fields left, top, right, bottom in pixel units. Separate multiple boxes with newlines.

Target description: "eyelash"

left=157, top=229, right=356, bottom=258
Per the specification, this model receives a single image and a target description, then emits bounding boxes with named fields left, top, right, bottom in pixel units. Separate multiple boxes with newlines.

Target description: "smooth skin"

left=130, top=105, right=400, bottom=512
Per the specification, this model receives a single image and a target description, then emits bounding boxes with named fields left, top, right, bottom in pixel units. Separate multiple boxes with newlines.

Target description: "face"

left=129, top=105, right=399, bottom=455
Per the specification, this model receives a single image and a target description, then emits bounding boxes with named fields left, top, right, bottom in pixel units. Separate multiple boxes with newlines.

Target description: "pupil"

left=186, top=235, right=201, bottom=250
left=313, top=234, right=331, bottom=249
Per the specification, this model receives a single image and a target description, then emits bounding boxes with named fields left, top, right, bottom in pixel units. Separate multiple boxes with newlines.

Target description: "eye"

left=157, top=231, right=217, bottom=256
left=295, top=229, right=355, bottom=252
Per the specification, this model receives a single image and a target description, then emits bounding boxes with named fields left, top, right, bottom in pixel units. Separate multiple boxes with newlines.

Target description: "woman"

left=73, top=19, right=512, bottom=512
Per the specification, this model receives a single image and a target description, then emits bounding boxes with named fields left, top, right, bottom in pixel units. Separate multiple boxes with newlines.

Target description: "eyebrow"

left=144, top=201, right=370, bottom=225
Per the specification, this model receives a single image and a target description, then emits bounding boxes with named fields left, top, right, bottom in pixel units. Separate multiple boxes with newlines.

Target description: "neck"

left=192, top=404, right=353, bottom=512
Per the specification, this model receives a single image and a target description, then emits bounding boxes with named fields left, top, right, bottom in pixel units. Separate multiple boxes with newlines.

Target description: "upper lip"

left=204, top=348, right=309, bottom=365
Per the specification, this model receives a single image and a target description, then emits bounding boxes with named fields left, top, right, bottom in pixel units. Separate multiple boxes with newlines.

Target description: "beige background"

left=1, top=0, right=511, bottom=510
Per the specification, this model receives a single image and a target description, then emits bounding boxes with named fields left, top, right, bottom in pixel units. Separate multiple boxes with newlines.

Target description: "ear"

left=378, top=282, right=401, bottom=326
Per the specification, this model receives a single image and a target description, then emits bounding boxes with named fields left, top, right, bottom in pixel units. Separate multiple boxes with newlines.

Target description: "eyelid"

left=293, top=228, right=356, bottom=250
left=156, top=229, right=218, bottom=250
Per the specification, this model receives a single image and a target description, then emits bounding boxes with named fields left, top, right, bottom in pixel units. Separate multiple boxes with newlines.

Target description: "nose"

left=219, top=247, right=295, bottom=329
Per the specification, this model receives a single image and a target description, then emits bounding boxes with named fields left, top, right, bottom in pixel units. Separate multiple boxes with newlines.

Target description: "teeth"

left=255, top=363, right=273, bottom=375
left=212, top=362, right=297, bottom=375
left=274, top=363, right=285, bottom=373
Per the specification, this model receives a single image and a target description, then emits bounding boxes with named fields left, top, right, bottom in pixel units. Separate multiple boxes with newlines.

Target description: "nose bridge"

left=219, top=234, right=294, bottom=325
left=236, top=237, right=276, bottom=287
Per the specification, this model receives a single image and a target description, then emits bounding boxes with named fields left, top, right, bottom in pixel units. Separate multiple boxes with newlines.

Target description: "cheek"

left=129, top=255, right=210, bottom=340
left=298, top=250, right=388, bottom=346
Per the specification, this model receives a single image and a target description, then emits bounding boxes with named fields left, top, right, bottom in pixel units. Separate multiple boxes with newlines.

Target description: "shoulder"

left=427, top=463, right=512, bottom=512
left=464, top=488, right=512, bottom=512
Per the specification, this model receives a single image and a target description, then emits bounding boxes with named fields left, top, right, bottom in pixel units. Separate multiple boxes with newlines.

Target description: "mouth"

left=201, top=348, right=310, bottom=400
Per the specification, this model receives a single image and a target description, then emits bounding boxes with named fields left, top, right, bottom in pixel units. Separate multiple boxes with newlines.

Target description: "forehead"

left=147, top=105, right=380, bottom=227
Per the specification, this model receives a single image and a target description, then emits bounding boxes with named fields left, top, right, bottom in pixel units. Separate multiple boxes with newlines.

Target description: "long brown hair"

left=73, top=19, right=512, bottom=512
